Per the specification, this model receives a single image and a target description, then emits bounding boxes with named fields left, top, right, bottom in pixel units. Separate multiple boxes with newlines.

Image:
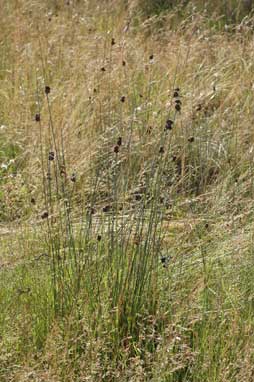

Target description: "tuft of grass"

left=1, top=1, right=254, bottom=381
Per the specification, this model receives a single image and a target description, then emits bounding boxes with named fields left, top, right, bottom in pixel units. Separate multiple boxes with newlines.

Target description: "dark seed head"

left=146, top=126, right=153, bottom=134
left=175, top=103, right=181, bottom=112
left=160, top=255, right=170, bottom=268
left=122, top=60, right=126, bottom=66
left=159, top=146, right=164, bottom=154
left=120, top=96, right=125, bottom=103
left=172, top=155, right=177, bottom=162
left=48, top=151, right=55, bottom=161
left=31, top=197, right=36, bottom=205
left=97, top=234, right=102, bottom=241
left=103, top=205, right=111, bottom=213
left=101, top=67, right=106, bottom=72
left=175, top=87, right=180, bottom=92
left=45, top=86, right=51, bottom=95
left=35, top=113, right=40, bottom=122
left=165, top=119, right=173, bottom=131
left=70, top=173, right=76, bottom=182
left=87, top=206, right=95, bottom=215
left=175, top=99, right=182, bottom=105
left=196, top=103, right=202, bottom=111
left=114, top=145, right=119, bottom=154
left=135, top=194, right=142, bottom=201
left=149, top=54, right=154, bottom=60
left=188, top=136, right=195, bottom=143
left=41, top=211, right=49, bottom=220
left=111, top=38, right=115, bottom=46
left=117, top=137, right=122, bottom=146
left=173, top=91, right=179, bottom=98
left=146, top=126, right=152, bottom=134
left=60, top=170, right=66, bottom=177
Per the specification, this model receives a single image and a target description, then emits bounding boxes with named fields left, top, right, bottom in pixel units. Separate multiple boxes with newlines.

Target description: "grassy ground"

left=1, top=1, right=254, bottom=381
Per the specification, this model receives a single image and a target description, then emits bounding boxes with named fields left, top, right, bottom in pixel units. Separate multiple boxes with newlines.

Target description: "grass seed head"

left=146, top=126, right=152, bottom=134
left=165, top=119, right=173, bottom=130
left=41, top=211, right=49, bottom=219
left=135, top=194, right=142, bottom=201
left=114, top=145, right=119, bottom=154
left=175, top=103, right=181, bottom=112
left=48, top=151, right=55, bottom=161
left=70, top=173, right=76, bottom=182
left=103, top=205, right=111, bottom=213
left=35, top=113, right=40, bottom=122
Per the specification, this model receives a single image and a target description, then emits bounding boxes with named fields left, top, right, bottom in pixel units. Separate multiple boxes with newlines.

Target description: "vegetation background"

left=1, top=0, right=254, bottom=381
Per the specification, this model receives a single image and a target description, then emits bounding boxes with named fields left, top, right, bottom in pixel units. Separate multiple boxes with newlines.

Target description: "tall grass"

left=132, top=0, right=254, bottom=22
left=1, top=1, right=254, bottom=381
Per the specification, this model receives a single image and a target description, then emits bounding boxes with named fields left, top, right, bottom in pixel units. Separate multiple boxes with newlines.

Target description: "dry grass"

left=1, top=1, right=254, bottom=381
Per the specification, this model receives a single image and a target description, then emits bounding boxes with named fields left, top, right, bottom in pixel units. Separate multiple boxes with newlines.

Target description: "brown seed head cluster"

left=35, top=113, right=40, bottom=122
left=41, top=211, right=49, bottom=220
left=70, top=173, right=76, bottom=182
left=48, top=151, right=55, bottom=161
left=165, top=119, right=173, bottom=131
left=114, top=145, right=119, bottom=154
left=174, top=88, right=181, bottom=112
left=103, top=205, right=111, bottom=213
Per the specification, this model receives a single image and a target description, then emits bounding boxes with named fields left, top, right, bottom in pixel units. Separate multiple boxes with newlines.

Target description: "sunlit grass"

left=1, top=1, right=254, bottom=381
